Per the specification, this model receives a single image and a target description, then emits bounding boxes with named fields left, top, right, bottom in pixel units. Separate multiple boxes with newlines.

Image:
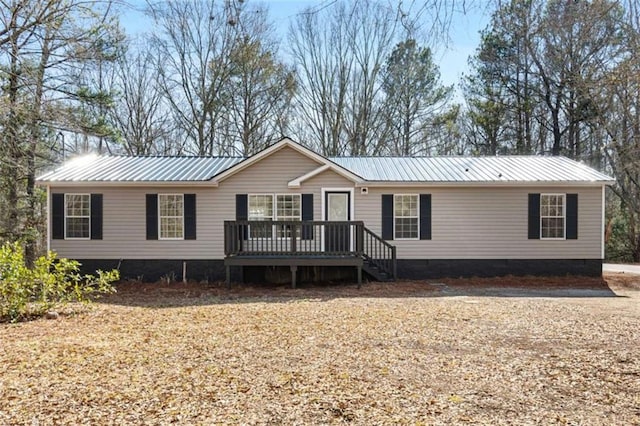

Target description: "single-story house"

left=36, top=138, right=614, bottom=285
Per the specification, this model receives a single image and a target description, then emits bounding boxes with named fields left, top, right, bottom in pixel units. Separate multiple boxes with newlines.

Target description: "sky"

left=118, top=0, right=490, bottom=97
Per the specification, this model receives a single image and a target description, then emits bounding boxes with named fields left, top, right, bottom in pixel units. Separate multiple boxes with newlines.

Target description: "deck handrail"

left=224, top=220, right=396, bottom=280
left=362, top=226, right=397, bottom=279
left=224, top=220, right=365, bottom=257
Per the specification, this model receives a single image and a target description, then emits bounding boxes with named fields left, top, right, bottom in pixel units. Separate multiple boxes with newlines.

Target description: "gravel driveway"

left=604, top=263, right=640, bottom=275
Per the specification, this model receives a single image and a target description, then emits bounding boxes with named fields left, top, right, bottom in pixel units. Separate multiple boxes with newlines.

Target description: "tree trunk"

left=3, top=9, right=22, bottom=242
left=24, top=19, right=54, bottom=265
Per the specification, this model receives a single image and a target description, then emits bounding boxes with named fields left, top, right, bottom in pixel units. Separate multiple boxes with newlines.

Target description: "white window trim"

left=64, top=193, right=91, bottom=240
left=275, top=194, right=302, bottom=221
left=248, top=193, right=302, bottom=240
left=393, top=194, right=420, bottom=240
left=158, top=193, right=185, bottom=241
left=320, top=188, right=355, bottom=221
left=540, top=193, right=566, bottom=241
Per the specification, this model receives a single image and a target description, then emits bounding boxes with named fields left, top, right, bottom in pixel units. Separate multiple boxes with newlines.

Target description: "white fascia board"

left=212, top=138, right=363, bottom=185
left=288, top=163, right=363, bottom=187
left=279, top=139, right=363, bottom=183
left=355, top=181, right=615, bottom=188
left=36, top=180, right=219, bottom=187
left=288, top=164, right=330, bottom=188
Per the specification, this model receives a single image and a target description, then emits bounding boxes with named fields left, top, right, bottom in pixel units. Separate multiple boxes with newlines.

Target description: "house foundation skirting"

left=396, top=259, right=603, bottom=279
left=73, top=258, right=603, bottom=284
left=74, top=259, right=233, bottom=283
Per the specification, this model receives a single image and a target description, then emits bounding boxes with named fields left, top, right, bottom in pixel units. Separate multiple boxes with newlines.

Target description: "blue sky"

left=118, top=0, right=490, bottom=95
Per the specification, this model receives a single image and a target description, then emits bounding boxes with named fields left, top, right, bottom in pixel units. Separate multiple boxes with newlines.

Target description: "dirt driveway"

left=1, top=274, right=638, bottom=425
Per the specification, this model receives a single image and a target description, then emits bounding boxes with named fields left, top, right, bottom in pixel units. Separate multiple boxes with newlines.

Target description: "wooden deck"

left=224, top=220, right=396, bottom=287
left=224, top=254, right=364, bottom=288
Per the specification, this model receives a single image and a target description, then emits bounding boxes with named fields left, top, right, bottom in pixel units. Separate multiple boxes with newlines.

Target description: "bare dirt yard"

left=1, top=273, right=639, bottom=425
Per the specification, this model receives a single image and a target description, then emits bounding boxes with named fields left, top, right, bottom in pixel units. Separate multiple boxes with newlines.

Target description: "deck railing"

left=223, top=220, right=396, bottom=279
left=363, top=226, right=397, bottom=279
left=224, top=220, right=364, bottom=256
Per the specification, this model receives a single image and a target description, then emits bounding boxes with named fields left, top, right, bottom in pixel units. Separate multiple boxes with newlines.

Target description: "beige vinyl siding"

left=50, top=146, right=333, bottom=260
left=49, top=144, right=604, bottom=261
left=50, top=186, right=217, bottom=259
left=355, top=186, right=603, bottom=259
left=303, top=170, right=355, bottom=220
left=210, top=146, right=328, bottom=258
left=220, top=145, right=322, bottom=188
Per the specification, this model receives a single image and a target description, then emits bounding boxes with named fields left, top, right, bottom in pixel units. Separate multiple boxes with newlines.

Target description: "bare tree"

left=288, top=0, right=466, bottom=156
left=343, top=0, right=399, bottom=155
left=527, top=0, right=625, bottom=158
left=107, top=44, right=177, bottom=155
left=215, top=5, right=296, bottom=156
left=148, top=0, right=240, bottom=155
left=288, top=1, right=354, bottom=155
left=291, top=0, right=394, bottom=157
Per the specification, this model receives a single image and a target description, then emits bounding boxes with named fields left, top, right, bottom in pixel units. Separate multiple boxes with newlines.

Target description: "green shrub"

left=605, top=213, right=634, bottom=263
left=0, top=242, right=118, bottom=322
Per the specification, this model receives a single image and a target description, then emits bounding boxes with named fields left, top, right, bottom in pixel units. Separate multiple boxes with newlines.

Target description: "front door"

left=325, top=191, right=351, bottom=252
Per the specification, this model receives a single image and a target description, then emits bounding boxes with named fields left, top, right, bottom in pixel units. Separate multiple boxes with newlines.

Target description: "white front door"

left=325, top=191, right=351, bottom=252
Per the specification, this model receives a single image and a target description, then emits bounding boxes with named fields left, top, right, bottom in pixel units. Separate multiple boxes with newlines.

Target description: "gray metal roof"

left=37, top=155, right=244, bottom=182
left=329, top=156, right=614, bottom=183
left=37, top=152, right=613, bottom=184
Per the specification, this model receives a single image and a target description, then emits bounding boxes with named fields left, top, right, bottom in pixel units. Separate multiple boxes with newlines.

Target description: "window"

left=159, top=194, right=184, bottom=239
left=394, top=194, right=418, bottom=239
left=541, top=194, right=565, bottom=239
left=276, top=194, right=301, bottom=238
left=65, top=194, right=90, bottom=239
left=248, top=194, right=274, bottom=238
left=248, top=194, right=301, bottom=238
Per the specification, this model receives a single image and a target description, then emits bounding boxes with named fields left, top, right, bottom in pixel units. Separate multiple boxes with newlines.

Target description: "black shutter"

left=566, top=194, right=578, bottom=240
left=52, top=193, right=65, bottom=240
left=90, top=194, right=103, bottom=240
left=146, top=194, right=158, bottom=240
left=528, top=193, right=541, bottom=239
left=236, top=194, right=248, bottom=240
left=301, top=193, right=313, bottom=240
left=381, top=194, right=394, bottom=240
left=236, top=194, right=248, bottom=220
left=419, top=194, right=432, bottom=240
left=184, top=194, right=196, bottom=240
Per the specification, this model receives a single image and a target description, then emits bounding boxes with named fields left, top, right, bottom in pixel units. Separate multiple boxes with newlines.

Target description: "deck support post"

left=290, top=265, right=297, bottom=289
left=392, top=246, right=397, bottom=279
left=226, top=265, right=231, bottom=289
left=357, top=265, right=362, bottom=289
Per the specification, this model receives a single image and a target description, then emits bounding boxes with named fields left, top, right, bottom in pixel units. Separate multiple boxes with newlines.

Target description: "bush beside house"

left=0, top=242, right=118, bottom=322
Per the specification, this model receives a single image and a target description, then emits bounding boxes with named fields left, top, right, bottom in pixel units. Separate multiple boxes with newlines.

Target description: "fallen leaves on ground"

left=1, top=274, right=639, bottom=425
